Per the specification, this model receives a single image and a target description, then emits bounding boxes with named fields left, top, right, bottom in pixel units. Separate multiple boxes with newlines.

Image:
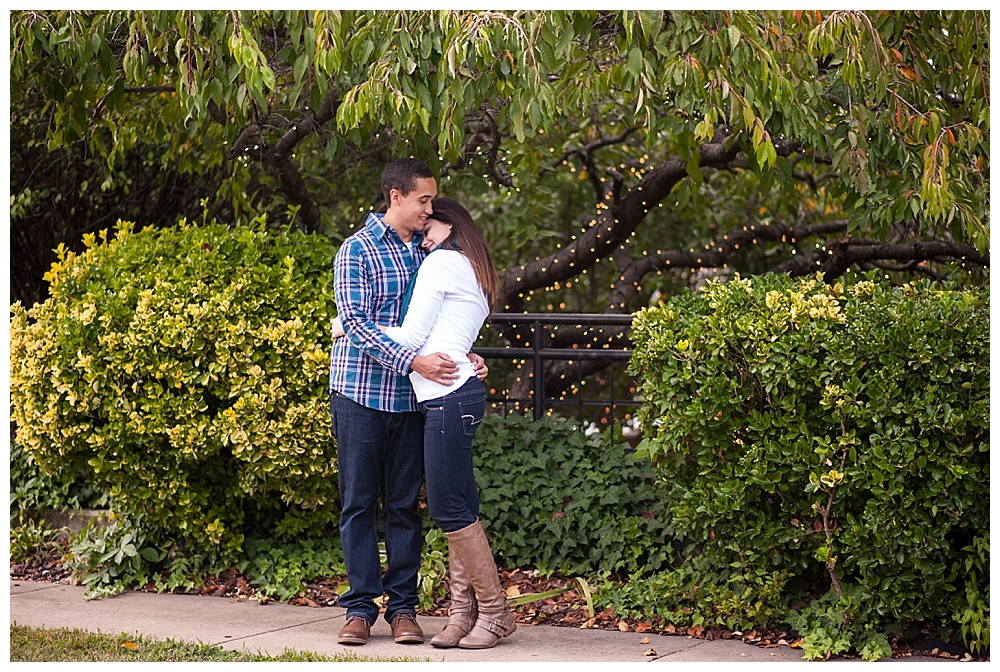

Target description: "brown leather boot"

left=446, top=520, right=516, bottom=650
left=430, top=541, right=478, bottom=648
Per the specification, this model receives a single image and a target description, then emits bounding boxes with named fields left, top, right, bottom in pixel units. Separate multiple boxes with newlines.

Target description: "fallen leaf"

left=505, top=585, right=521, bottom=598
left=618, top=621, right=631, bottom=632
left=640, top=637, right=650, bottom=644
left=790, top=638, right=804, bottom=649
left=640, top=510, right=655, bottom=520
left=642, top=649, right=657, bottom=657
left=580, top=617, right=596, bottom=629
left=121, top=641, right=139, bottom=651
left=665, top=623, right=677, bottom=634
left=635, top=621, right=652, bottom=633
left=687, top=625, right=704, bottom=637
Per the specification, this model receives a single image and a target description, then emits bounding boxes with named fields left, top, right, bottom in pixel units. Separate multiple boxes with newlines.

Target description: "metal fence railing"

left=472, top=313, right=640, bottom=442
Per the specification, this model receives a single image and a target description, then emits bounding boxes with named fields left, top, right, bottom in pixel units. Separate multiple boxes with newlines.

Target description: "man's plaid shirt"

left=329, top=212, right=428, bottom=412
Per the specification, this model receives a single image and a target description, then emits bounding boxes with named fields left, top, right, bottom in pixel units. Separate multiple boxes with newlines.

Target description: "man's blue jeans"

left=421, top=377, right=485, bottom=533
left=330, top=391, right=424, bottom=625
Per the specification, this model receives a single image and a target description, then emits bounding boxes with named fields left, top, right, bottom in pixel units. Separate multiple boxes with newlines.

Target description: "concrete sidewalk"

left=9, top=579, right=942, bottom=663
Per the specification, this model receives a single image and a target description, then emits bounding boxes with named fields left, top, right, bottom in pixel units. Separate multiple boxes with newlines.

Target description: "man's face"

left=389, top=177, right=437, bottom=236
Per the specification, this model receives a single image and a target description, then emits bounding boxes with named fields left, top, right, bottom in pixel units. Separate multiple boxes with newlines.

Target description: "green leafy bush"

left=629, top=273, right=989, bottom=658
left=595, top=558, right=790, bottom=633
left=784, top=585, right=893, bottom=661
left=10, top=441, right=108, bottom=523
left=10, top=218, right=339, bottom=563
left=65, top=515, right=169, bottom=598
left=417, top=528, right=451, bottom=611
left=237, top=536, right=346, bottom=602
left=10, top=518, right=65, bottom=565
left=473, top=412, right=677, bottom=576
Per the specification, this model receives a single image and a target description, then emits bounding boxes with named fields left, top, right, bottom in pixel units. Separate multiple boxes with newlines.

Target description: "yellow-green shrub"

left=629, top=273, right=989, bottom=658
left=10, top=218, right=339, bottom=561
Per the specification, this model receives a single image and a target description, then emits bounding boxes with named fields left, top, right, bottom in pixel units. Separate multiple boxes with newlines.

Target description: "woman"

left=333, top=197, right=514, bottom=649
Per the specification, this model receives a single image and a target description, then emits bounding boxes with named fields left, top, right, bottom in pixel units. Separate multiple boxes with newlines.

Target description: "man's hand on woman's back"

left=412, top=353, right=460, bottom=385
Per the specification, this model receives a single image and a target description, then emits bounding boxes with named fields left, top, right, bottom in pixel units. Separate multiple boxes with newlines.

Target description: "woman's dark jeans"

left=421, top=376, right=486, bottom=533
left=330, top=390, right=424, bottom=625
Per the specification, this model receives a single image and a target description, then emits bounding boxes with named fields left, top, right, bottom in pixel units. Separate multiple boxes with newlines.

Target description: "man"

left=329, top=158, right=484, bottom=646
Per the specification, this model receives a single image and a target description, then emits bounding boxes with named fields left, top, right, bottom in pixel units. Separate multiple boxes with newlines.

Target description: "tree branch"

left=226, top=89, right=342, bottom=234
left=497, top=130, right=740, bottom=312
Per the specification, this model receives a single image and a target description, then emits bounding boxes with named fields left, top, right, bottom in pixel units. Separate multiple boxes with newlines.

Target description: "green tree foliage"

left=10, top=95, right=231, bottom=308
left=10, top=10, right=989, bottom=400
left=628, top=274, right=989, bottom=658
left=10, top=220, right=339, bottom=561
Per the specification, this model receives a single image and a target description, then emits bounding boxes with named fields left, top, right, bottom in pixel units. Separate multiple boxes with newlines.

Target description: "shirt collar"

left=367, top=211, right=424, bottom=246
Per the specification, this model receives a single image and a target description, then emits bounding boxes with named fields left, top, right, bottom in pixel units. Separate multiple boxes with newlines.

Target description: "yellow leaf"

left=505, top=585, right=521, bottom=598
left=618, top=621, right=630, bottom=632
left=640, top=636, right=650, bottom=644
left=121, top=641, right=139, bottom=650
left=643, top=648, right=657, bottom=656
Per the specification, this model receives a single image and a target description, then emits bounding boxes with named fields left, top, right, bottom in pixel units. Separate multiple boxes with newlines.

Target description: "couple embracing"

left=328, top=158, right=515, bottom=650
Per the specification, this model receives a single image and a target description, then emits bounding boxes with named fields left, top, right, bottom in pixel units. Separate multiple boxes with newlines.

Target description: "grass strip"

left=11, top=623, right=426, bottom=662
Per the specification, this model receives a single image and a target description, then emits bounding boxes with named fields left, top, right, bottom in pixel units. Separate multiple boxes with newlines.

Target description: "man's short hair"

left=381, top=158, right=434, bottom=204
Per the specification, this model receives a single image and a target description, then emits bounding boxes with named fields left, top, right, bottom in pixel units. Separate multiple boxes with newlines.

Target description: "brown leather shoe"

left=337, top=616, right=371, bottom=645
left=390, top=613, right=425, bottom=644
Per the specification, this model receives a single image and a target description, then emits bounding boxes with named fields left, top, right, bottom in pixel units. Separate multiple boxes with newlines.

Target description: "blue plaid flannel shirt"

left=329, top=212, right=428, bottom=412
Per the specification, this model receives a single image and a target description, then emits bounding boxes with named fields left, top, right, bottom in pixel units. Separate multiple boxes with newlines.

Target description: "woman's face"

left=421, top=218, right=452, bottom=251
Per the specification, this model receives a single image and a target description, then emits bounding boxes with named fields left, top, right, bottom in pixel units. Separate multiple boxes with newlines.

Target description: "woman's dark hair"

left=429, top=197, right=499, bottom=309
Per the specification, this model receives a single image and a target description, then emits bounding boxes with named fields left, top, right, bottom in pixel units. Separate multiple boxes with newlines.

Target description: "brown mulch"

left=9, top=553, right=983, bottom=662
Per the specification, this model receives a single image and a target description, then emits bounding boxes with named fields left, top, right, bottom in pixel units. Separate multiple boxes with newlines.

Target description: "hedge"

left=10, top=218, right=339, bottom=561
left=628, top=273, right=989, bottom=658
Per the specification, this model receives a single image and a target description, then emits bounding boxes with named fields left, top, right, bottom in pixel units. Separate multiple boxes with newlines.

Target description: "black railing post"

left=533, top=320, right=543, bottom=420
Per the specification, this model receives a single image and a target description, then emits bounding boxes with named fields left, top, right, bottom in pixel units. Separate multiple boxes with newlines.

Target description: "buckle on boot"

left=480, top=616, right=510, bottom=636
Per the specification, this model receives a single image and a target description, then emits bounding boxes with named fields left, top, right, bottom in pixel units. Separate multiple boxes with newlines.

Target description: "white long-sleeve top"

left=384, top=249, right=490, bottom=402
